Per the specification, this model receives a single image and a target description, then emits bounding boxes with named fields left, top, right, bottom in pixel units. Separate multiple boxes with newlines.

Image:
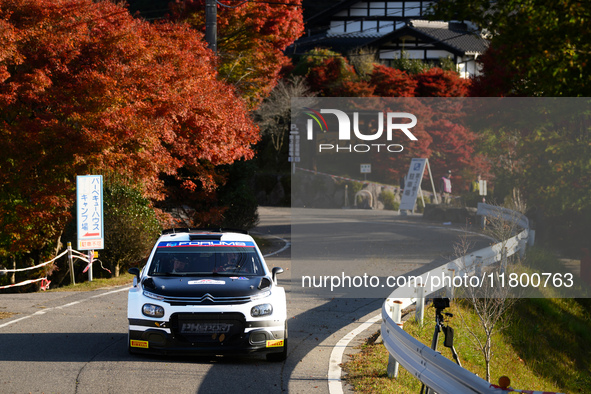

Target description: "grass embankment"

left=343, top=248, right=591, bottom=393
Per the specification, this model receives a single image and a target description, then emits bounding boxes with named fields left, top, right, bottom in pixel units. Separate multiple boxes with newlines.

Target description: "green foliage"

left=102, top=183, right=161, bottom=277
left=292, top=48, right=359, bottom=96
left=350, top=181, right=364, bottom=194
left=347, top=181, right=365, bottom=207
left=347, top=47, right=377, bottom=78
left=217, top=161, right=259, bottom=230
left=470, top=98, right=591, bottom=251
left=438, top=56, right=457, bottom=72
left=431, top=0, right=591, bottom=96
left=378, top=190, right=399, bottom=211
left=389, top=51, right=431, bottom=75
left=416, top=195, right=431, bottom=213
left=292, top=48, right=344, bottom=74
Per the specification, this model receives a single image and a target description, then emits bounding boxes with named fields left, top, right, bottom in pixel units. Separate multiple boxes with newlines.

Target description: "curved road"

left=0, top=207, right=489, bottom=393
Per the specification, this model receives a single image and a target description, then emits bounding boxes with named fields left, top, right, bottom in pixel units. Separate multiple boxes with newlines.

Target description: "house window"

left=346, top=20, right=362, bottom=32
left=408, top=2, right=424, bottom=17
left=350, top=2, right=369, bottom=17
left=330, top=21, right=346, bottom=34
left=370, top=2, right=386, bottom=16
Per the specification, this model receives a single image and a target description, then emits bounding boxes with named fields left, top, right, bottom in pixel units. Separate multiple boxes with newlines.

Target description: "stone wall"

left=291, top=171, right=400, bottom=209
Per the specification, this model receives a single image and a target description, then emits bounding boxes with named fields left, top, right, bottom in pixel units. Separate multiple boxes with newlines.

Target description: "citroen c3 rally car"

left=127, top=229, right=287, bottom=361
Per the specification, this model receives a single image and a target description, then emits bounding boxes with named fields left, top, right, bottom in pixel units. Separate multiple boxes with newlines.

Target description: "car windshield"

left=147, top=242, right=264, bottom=277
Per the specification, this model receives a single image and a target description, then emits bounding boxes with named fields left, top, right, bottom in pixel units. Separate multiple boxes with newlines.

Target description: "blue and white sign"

left=77, top=175, right=104, bottom=250
left=400, top=158, right=428, bottom=211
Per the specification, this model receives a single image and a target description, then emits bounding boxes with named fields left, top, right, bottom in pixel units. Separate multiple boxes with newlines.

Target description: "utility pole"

left=205, top=0, right=217, bottom=53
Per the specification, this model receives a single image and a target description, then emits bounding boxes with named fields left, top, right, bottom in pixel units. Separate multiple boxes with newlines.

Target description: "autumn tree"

left=369, top=99, right=434, bottom=183
left=0, top=0, right=258, bottom=279
left=292, top=48, right=367, bottom=97
left=370, top=64, right=417, bottom=97
left=170, top=0, right=304, bottom=109
left=414, top=67, right=471, bottom=97
left=290, top=53, right=485, bottom=186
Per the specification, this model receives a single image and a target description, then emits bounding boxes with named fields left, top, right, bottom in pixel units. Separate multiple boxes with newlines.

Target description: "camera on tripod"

left=432, top=297, right=450, bottom=310
left=420, top=296, right=461, bottom=394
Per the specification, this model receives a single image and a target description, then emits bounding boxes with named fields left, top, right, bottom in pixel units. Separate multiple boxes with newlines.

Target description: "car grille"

left=159, top=293, right=252, bottom=306
left=170, top=312, right=246, bottom=345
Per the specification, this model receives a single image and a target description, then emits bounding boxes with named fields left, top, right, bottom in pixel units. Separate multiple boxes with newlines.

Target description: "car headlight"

left=142, top=303, right=165, bottom=318
left=251, top=303, right=273, bottom=317
left=250, top=290, right=271, bottom=301
left=143, top=290, right=164, bottom=301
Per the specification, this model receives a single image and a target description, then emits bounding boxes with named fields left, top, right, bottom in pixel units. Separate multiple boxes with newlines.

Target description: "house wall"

left=318, top=0, right=484, bottom=78
left=327, top=1, right=434, bottom=36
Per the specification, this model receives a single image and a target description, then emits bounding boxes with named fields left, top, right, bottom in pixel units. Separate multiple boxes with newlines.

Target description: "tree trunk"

left=485, top=336, right=492, bottom=382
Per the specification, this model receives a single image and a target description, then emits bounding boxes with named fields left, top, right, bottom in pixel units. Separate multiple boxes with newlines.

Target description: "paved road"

left=0, top=207, right=489, bottom=393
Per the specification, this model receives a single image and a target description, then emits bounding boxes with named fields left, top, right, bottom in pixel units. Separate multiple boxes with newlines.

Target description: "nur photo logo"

left=303, top=108, right=418, bottom=153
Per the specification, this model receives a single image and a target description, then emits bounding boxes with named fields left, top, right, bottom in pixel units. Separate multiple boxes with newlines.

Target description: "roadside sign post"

left=76, top=175, right=104, bottom=281
left=399, top=158, right=437, bottom=213
left=67, top=242, right=75, bottom=285
left=479, top=179, right=487, bottom=201
left=289, top=124, right=301, bottom=174
left=87, top=250, right=93, bottom=282
left=360, top=163, right=371, bottom=181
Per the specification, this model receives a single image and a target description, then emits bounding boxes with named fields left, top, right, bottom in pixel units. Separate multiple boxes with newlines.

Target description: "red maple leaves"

left=0, top=0, right=259, bottom=253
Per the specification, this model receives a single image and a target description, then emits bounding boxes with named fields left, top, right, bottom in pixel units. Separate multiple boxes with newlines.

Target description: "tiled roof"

left=395, top=20, right=489, bottom=55
left=287, top=32, right=378, bottom=56
left=290, top=18, right=489, bottom=58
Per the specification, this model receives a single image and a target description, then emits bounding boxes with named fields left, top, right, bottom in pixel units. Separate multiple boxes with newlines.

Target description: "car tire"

left=266, top=321, right=288, bottom=362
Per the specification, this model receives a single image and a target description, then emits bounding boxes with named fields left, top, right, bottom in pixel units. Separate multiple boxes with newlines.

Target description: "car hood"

left=142, top=275, right=271, bottom=298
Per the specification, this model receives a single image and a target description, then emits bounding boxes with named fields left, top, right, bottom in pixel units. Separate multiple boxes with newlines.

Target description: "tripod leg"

left=420, top=322, right=441, bottom=394
left=451, top=346, right=462, bottom=368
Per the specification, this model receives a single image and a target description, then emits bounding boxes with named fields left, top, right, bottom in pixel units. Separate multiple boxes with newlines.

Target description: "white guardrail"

left=381, top=203, right=559, bottom=394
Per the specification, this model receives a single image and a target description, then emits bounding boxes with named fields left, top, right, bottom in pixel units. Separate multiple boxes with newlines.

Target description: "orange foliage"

left=0, top=0, right=258, bottom=252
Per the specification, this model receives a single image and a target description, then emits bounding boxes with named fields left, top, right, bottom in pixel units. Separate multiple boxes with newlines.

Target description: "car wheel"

left=266, top=322, right=288, bottom=362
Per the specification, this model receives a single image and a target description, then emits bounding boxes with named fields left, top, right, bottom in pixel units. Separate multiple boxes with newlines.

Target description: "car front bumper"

left=128, top=325, right=286, bottom=356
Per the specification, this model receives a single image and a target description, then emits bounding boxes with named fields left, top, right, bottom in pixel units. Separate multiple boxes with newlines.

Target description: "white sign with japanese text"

left=77, top=175, right=104, bottom=250
left=399, top=158, right=427, bottom=211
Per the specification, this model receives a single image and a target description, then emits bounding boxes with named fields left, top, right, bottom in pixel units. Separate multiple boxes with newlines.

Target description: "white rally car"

left=127, top=229, right=287, bottom=361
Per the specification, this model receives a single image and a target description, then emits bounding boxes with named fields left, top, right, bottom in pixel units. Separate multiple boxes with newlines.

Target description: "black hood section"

left=142, top=275, right=270, bottom=298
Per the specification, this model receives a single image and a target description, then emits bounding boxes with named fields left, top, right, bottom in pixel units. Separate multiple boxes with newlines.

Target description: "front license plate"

left=180, top=322, right=232, bottom=334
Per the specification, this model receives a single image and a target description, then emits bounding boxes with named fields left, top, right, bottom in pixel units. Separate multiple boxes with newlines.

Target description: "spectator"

left=439, top=170, right=452, bottom=204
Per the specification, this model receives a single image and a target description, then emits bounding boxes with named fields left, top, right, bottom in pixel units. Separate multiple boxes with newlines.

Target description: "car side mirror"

left=272, top=267, right=284, bottom=284
left=128, top=267, right=140, bottom=287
